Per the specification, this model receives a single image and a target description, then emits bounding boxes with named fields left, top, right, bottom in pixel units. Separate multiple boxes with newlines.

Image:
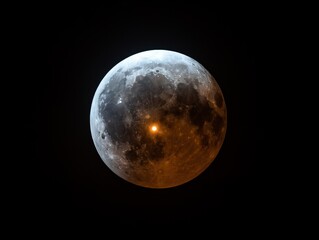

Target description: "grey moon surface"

left=90, top=50, right=227, bottom=188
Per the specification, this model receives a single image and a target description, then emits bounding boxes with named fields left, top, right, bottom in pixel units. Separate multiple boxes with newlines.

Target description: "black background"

left=27, top=3, right=261, bottom=225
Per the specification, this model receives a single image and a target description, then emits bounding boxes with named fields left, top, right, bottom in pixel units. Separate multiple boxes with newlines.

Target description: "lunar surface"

left=90, top=50, right=227, bottom=188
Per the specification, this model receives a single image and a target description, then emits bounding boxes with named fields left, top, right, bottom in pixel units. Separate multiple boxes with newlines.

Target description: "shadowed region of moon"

left=90, top=50, right=227, bottom=188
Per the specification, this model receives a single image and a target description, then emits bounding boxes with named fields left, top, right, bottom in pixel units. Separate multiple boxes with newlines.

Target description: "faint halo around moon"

left=90, top=49, right=227, bottom=188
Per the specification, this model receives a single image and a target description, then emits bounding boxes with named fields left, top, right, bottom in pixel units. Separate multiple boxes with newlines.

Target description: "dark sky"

left=29, top=3, right=260, bottom=225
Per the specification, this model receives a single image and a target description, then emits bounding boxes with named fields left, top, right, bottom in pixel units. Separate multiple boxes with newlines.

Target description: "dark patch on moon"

left=98, top=73, right=175, bottom=164
left=126, top=73, right=170, bottom=109
left=101, top=102, right=128, bottom=143
left=189, top=100, right=213, bottom=129
left=144, top=138, right=165, bottom=161
left=214, top=92, right=224, bottom=108
left=125, top=148, right=139, bottom=162
left=176, top=82, right=199, bottom=106
left=175, top=82, right=223, bottom=146
left=201, top=134, right=210, bottom=148
left=174, top=63, right=188, bottom=72
left=98, top=71, right=225, bottom=166
left=101, top=132, right=106, bottom=139
left=212, top=113, right=224, bottom=136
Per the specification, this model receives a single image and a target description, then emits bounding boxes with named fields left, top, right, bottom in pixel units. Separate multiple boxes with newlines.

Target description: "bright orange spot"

left=151, top=126, right=158, bottom=132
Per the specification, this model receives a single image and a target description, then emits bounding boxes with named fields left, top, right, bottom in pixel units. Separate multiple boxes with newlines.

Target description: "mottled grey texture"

left=90, top=50, right=227, bottom=188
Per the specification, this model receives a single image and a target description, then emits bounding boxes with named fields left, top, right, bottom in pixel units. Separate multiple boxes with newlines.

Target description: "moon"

left=90, top=50, right=227, bottom=188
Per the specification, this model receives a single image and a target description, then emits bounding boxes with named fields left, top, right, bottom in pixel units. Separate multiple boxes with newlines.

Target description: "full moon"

left=90, top=50, right=227, bottom=188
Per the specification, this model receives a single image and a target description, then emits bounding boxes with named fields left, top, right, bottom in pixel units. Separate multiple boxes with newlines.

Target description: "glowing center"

left=151, top=125, right=158, bottom=132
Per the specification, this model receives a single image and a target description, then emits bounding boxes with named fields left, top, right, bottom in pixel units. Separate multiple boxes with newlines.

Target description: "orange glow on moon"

left=150, top=125, right=158, bottom=133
